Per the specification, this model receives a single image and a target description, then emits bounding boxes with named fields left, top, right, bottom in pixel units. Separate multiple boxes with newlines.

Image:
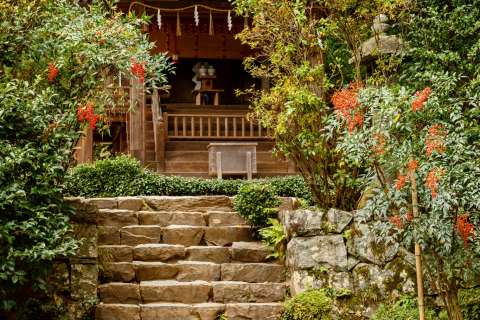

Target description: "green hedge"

left=64, top=155, right=313, bottom=202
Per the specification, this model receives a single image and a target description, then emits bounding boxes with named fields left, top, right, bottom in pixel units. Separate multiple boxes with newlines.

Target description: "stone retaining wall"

left=282, top=207, right=417, bottom=319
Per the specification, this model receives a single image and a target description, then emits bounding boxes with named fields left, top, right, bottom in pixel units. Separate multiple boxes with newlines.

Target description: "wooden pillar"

left=75, top=126, right=93, bottom=164
left=128, top=77, right=145, bottom=164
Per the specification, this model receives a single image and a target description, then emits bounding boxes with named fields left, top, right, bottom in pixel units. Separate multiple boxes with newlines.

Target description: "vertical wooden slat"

left=250, top=120, right=254, bottom=137
left=241, top=117, right=246, bottom=137
left=216, top=116, right=220, bottom=137
left=233, top=117, right=237, bottom=137
left=182, top=116, right=187, bottom=137
left=174, top=116, right=178, bottom=136
left=225, top=117, right=228, bottom=137
left=208, top=117, right=212, bottom=137
left=199, top=117, right=203, bottom=137
left=258, top=120, right=262, bottom=137
left=191, top=116, right=195, bottom=137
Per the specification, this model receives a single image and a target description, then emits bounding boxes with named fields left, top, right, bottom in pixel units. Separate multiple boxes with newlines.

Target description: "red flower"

left=48, top=63, right=59, bottom=83
left=456, top=215, right=475, bottom=248
left=371, top=133, right=386, bottom=156
left=425, top=168, right=444, bottom=198
left=389, top=215, right=403, bottom=229
left=331, top=81, right=364, bottom=132
left=406, top=211, right=414, bottom=222
left=77, top=104, right=100, bottom=129
left=411, top=87, right=432, bottom=112
left=395, top=174, right=408, bottom=191
left=131, top=58, right=146, bottom=83
left=426, top=124, right=446, bottom=157
left=407, top=159, right=418, bottom=172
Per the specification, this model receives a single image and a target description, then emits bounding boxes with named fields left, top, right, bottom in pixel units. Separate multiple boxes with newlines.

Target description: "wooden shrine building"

left=75, top=0, right=295, bottom=178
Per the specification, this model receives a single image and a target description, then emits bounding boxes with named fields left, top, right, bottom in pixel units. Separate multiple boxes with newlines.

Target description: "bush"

left=372, top=295, right=437, bottom=320
left=259, top=218, right=286, bottom=259
left=459, top=287, right=480, bottom=320
left=64, top=156, right=313, bottom=201
left=282, top=289, right=332, bottom=320
left=233, top=183, right=281, bottom=230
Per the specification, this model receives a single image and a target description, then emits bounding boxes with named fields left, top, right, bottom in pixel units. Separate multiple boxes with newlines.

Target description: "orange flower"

left=411, top=87, right=432, bottom=112
left=406, top=211, right=414, bottom=222
left=48, top=63, right=59, bottom=83
left=425, top=168, right=444, bottom=198
left=407, top=159, right=418, bottom=172
left=426, top=124, right=446, bottom=157
left=389, top=215, right=403, bottom=229
left=331, top=82, right=364, bottom=132
left=395, top=174, right=408, bottom=191
left=456, top=215, right=475, bottom=248
left=131, top=58, right=146, bottom=83
left=77, top=104, right=100, bottom=129
left=372, top=133, right=386, bottom=156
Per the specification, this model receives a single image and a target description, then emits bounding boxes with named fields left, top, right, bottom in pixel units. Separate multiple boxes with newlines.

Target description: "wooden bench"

left=207, top=142, right=257, bottom=180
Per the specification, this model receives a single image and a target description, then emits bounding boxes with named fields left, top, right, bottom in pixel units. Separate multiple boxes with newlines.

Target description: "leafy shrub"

left=459, top=287, right=480, bottom=320
left=233, top=183, right=281, bottom=230
left=64, top=156, right=313, bottom=201
left=282, top=289, right=332, bottom=320
left=259, top=218, right=286, bottom=259
left=372, top=295, right=437, bottom=320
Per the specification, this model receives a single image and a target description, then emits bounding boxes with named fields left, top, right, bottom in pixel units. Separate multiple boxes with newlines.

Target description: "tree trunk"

left=446, top=279, right=463, bottom=320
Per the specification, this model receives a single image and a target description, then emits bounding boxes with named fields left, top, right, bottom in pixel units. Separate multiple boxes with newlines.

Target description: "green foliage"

left=0, top=0, right=171, bottom=312
left=372, top=295, right=437, bottom=320
left=459, top=288, right=480, bottom=320
left=64, top=155, right=313, bottom=201
left=234, top=183, right=281, bottom=230
left=282, top=289, right=332, bottom=320
left=259, top=218, right=286, bottom=259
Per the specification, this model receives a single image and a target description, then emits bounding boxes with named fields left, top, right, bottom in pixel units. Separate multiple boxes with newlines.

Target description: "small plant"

left=234, top=183, right=281, bottom=230
left=282, top=289, right=332, bottom=320
left=259, top=218, right=287, bottom=259
left=216, top=313, right=228, bottom=320
left=372, top=295, right=437, bottom=320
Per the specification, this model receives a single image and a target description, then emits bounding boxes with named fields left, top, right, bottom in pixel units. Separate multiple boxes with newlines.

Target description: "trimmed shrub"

left=459, top=287, right=480, bottom=320
left=233, top=183, right=281, bottom=230
left=64, top=156, right=313, bottom=201
left=282, top=289, right=332, bottom=320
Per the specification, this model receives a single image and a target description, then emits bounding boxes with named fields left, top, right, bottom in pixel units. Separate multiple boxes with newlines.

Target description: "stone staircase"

left=94, top=196, right=286, bottom=320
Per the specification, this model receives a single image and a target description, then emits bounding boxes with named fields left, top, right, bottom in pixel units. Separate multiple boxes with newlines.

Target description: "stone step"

left=138, top=211, right=207, bottom=226
left=140, top=280, right=211, bottom=304
left=221, top=263, right=285, bottom=283
left=186, top=246, right=231, bottom=263
left=96, top=302, right=284, bottom=320
left=207, top=211, right=248, bottom=226
left=133, top=261, right=222, bottom=282
left=143, top=196, right=233, bottom=212
left=120, top=225, right=161, bottom=246
left=133, top=243, right=186, bottom=261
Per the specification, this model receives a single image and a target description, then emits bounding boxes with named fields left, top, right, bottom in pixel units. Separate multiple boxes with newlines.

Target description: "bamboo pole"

left=410, top=166, right=425, bottom=320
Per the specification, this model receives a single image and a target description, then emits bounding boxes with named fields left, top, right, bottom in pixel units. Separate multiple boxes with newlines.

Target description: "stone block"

left=138, top=211, right=172, bottom=226
left=102, top=262, right=135, bottom=282
left=96, top=304, right=140, bottom=320
left=140, top=303, right=195, bottom=320
left=134, top=244, right=185, bottom=261
left=176, top=261, right=221, bottom=282
left=169, top=212, right=207, bottom=226
left=284, top=209, right=325, bottom=237
left=208, top=211, right=247, bottom=226
left=97, top=226, right=120, bottom=245
left=117, top=197, right=144, bottom=211
left=231, top=242, right=269, bottom=263
left=143, top=196, right=232, bottom=212
left=98, top=283, right=140, bottom=304
left=213, top=282, right=286, bottom=303
left=120, top=225, right=161, bottom=246
left=225, top=303, right=283, bottom=320
left=193, top=303, right=225, bottom=320
left=286, top=235, right=348, bottom=271
left=221, top=263, right=285, bottom=283
left=186, top=246, right=231, bottom=263
left=98, top=245, right=133, bottom=262
left=66, top=197, right=97, bottom=224
left=97, top=209, right=137, bottom=226
left=327, top=208, right=353, bottom=233
left=73, top=223, right=97, bottom=258
left=204, top=226, right=252, bottom=246
left=87, top=198, right=117, bottom=209
left=134, top=261, right=178, bottom=281
left=71, top=264, right=98, bottom=299
left=140, top=280, right=211, bottom=303
left=162, top=226, right=204, bottom=246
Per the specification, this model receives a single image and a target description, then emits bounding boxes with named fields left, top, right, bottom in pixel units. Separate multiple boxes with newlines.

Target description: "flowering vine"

left=425, top=167, right=444, bottom=198
left=425, top=124, right=447, bottom=157
left=456, top=215, right=475, bottom=248
left=131, top=58, right=146, bottom=83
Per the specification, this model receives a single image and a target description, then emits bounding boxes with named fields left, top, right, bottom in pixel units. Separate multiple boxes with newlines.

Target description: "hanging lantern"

left=194, top=5, right=199, bottom=27
left=209, top=10, right=214, bottom=35
left=157, top=9, right=162, bottom=30
left=176, top=11, right=182, bottom=36
left=227, top=10, right=232, bottom=31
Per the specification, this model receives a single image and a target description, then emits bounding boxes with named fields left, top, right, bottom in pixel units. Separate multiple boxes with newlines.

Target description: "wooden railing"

left=165, top=113, right=271, bottom=140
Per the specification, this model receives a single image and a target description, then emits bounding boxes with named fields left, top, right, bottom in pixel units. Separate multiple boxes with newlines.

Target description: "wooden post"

left=128, top=77, right=145, bottom=164
left=75, top=126, right=93, bottom=164
left=410, top=167, right=425, bottom=320
left=246, top=151, right=252, bottom=180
